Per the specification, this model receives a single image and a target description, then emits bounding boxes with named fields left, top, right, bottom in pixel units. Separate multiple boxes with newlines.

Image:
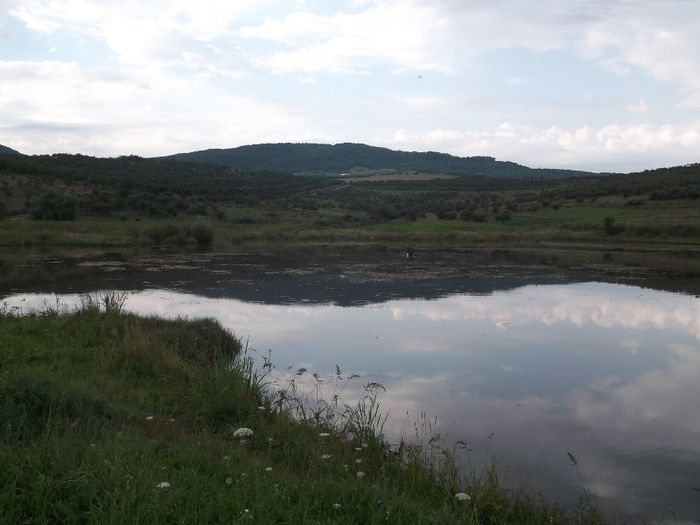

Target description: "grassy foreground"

left=0, top=300, right=604, bottom=524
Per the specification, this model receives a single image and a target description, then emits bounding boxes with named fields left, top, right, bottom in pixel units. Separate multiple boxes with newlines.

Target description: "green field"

left=2, top=200, right=698, bottom=249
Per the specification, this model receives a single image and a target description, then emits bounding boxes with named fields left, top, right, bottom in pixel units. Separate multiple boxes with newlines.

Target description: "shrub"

left=603, top=216, right=624, bottom=235
left=30, top=192, right=78, bottom=221
left=436, top=210, right=457, bottom=220
left=189, top=223, right=215, bottom=246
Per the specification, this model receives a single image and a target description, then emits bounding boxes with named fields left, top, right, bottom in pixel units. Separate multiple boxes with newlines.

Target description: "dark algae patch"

left=0, top=299, right=606, bottom=524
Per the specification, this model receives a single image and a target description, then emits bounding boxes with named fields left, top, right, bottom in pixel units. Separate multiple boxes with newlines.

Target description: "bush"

left=460, top=210, right=487, bottom=222
left=436, top=210, right=457, bottom=220
left=189, top=223, right=215, bottom=246
left=603, top=216, right=624, bottom=235
left=30, top=192, right=78, bottom=221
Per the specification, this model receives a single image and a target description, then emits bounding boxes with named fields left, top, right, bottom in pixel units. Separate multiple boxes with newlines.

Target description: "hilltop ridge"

left=162, top=142, right=600, bottom=178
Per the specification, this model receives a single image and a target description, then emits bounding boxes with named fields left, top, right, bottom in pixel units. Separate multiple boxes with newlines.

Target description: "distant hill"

left=0, top=144, right=21, bottom=156
left=163, top=142, right=598, bottom=178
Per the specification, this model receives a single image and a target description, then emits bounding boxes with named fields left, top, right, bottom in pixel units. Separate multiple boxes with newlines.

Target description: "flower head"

left=455, top=492, right=471, bottom=502
left=233, top=427, right=254, bottom=439
left=319, top=432, right=330, bottom=438
left=356, top=471, right=365, bottom=479
left=156, top=481, right=170, bottom=489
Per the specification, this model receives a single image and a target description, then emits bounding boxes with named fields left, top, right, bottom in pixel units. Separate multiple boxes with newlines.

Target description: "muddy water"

left=2, top=246, right=700, bottom=522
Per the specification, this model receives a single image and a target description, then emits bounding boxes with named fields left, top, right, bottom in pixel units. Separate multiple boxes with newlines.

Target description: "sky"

left=1, top=0, right=700, bottom=172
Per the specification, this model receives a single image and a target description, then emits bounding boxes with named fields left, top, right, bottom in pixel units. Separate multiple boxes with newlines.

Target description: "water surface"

left=2, top=247, right=699, bottom=522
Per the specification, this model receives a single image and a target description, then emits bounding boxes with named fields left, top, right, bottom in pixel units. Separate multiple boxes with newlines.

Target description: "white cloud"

left=239, top=4, right=455, bottom=74
left=0, top=60, right=322, bottom=156
left=238, top=0, right=700, bottom=104
left=388, top=120, right=700, bottom=171
left=9, top=0, right=261, bottom=72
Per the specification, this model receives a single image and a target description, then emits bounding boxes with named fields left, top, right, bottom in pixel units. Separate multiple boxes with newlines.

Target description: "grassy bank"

left=1, top=200, right=699, bottom=250
left=0, top=300, right=604, bottom=523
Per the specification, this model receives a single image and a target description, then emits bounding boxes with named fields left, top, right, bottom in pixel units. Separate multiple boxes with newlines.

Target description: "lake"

left=2, top=246, right=699, bottom=522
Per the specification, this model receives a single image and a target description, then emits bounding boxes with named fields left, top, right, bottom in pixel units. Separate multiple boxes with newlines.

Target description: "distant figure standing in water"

left=405, top=248, right=414, bottom=260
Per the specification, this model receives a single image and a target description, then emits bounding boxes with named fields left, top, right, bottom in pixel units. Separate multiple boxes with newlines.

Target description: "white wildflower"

left=233, top=427, right=254, bottom=439
left=362, top=443, right=368, bottom=448
left=319, top=432, right=330, bottom=438
left=145, top=416, right=154, bottom=421
left=225, top=477, right=233, bottom=486
left=355, top=459, right=362, bottom=464
left=156, top=481, right=170, bottom=489
left=333, top=503, right=342, bottom=511
left=320, top=454, right=333, bottom=460
left=257, top=406, right=266, bottom=411
left=265, top=467, right=272, bottom=472
left=356, top=471, right=365, bottom=479
left=455, top=492, right=471, bottom=502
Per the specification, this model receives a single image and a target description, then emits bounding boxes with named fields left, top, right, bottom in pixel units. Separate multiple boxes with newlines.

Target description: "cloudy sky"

left=1, top=0, right=699, bottom=171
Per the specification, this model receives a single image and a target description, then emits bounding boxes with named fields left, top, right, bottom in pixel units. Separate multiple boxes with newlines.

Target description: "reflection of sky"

left=4, top=282, right=700, bottom=522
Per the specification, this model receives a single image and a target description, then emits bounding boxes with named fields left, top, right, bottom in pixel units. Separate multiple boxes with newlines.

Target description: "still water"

left=2, top=248, right=700, bottom=521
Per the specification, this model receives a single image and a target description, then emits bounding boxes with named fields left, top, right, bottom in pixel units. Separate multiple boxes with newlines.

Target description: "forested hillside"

left=164, top=142, right=598, bottom=178
left=0, top=154, right=336, bottom=218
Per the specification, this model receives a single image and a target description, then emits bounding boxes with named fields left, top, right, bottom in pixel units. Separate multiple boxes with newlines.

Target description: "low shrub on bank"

left=142, top=222, right=216, bottom=246
left=188, top=222, right=215, bottom=246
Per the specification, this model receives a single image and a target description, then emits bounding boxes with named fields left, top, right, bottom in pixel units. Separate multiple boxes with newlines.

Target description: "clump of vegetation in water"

left=0, top=295, right=605, bottom=523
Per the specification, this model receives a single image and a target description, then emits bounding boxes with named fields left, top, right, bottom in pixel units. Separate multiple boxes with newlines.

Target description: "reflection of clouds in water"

left=7, top=283, right=700, bottom=344
left=125, top=292, right=339, bottom=342
left=374, top=339, right=700, bottom=520
left=391, top=283, right=700, bottom=340
left=569, top=343, right=700, bottom=447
